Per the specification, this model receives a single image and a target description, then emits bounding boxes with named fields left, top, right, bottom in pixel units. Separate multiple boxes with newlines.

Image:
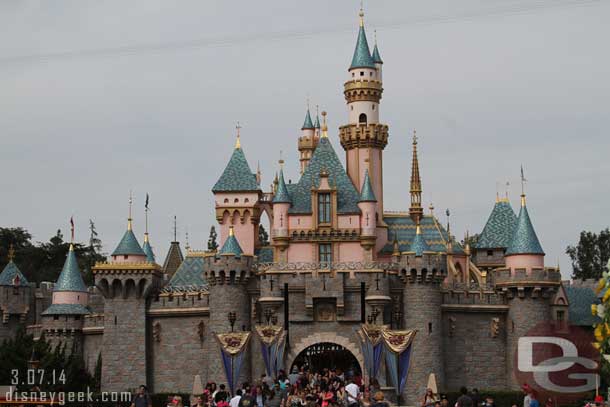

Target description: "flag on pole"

left=145, top=193, right=149, bottom=210
left=70, top=216, right=75, bottom=242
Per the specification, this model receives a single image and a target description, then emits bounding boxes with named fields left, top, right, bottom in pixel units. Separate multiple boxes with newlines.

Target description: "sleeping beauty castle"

left=0, top=7, right=596, bottom=404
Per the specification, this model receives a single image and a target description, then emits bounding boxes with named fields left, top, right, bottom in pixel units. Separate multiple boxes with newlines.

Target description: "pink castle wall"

left=336, top=242, right=364, bottom=262
left=112, top=254, right=147, bottom=264
left=338, top=215, right=360, bottom=230
left=287, top=243, right=315, bottom=262
left=52, top=291, right=88, bottom=305
left=505, top=254, right=544, bottom=273
left=289, top=215, right=313, bottom=230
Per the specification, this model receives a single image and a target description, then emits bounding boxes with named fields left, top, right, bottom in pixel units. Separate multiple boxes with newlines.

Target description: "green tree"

left=207, top=226, right=218, bottom=251
left=258, top=224, right=269, bottom=246
left=566, top=228, right=610, bottom=280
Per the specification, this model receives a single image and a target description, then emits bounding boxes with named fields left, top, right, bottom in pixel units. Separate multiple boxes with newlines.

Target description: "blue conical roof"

left=314, top=113, right=321, bottom=129
left=302, top=109, right=314, bottom=130
left=350, top=25, right=376, bottom=69
left=273, top=169, right=292, bottom=204
left=372, top=44, right=383, bottom=64
left=142, top=235, right=155, bottom=262
left=54, top=245, right=87, bottom=292
left=112, top=224, right=146, bottom=256
left=212, top=145, right=259, bottom=192
left=0, top=260, right=28, bottom=286
left=410, top=225, right=431, bottom=256
left=505, top=197, right=544, bottom=256
left=219, top=229, right=243, bottom=256
left=476, top=199, right=518, bottom=249
left=359, top=170, right=377, bottom=202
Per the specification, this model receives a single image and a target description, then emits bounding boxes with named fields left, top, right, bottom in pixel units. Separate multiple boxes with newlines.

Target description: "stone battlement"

left=494, top=267, right=561, bottom=287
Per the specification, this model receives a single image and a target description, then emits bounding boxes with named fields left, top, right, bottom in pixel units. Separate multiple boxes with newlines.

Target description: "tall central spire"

left=409, top=130, right=423, bottom=222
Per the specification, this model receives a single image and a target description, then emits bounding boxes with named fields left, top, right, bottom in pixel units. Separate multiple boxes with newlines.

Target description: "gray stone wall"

left=149, top=315, right=208, bottom=393
left=505, top=293, right=551, bottom=389
left=101, top=297, right=147, bottom=391
left=83, top=332, right=103, bottom=374
left=442, top=311, right=507, bottom=390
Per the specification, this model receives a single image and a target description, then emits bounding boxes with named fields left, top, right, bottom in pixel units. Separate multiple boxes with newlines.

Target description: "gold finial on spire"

left=229, top=225, right=235, bottom=237
left=359, top=0, right=365, bottom=27
left=235, top=121, right=242, bottom=149
left=185, top=229, right=190, bottom=251
left=321, top=111, right=328, bottom=138
left=415, top=220, right=422, bottom=235
left=128, top=190, right=133, bottom=230
left=429, top=203, right=434, bottom=215
left=279, top=150, right=284, bottom=168
left=505, top=181, right=510, bottom=200
left=8, top=243, right=15, bottom=262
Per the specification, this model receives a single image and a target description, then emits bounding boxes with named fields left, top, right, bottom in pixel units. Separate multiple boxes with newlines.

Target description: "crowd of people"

left=130, top=370, right=608, bottom=407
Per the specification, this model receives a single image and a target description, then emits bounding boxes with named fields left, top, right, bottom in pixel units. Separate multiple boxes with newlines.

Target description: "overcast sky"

left=1, top=0, right=608, bottom=278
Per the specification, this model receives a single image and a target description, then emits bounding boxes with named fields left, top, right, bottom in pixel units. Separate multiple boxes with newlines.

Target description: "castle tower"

left=212, top=129, right=262, bottom=255
left=298, top=107, right=319, bottom=174
left=496, top=188, right=559, bottom=389
left=358, top=169, right=377, bottom=258
left=339, top=8, right=388, bottom=220
left=398, top=158, right=445, bottom=403
left=203, top=226, right=253, bottom=385
left=93, top=207, right=162, bottom=391
left=41, top=241, right=89, bottom=353
left=162, top=217, right=184, bottom=276
left=472, top=196, right=517, bottom=272
left=409, top=131, right=423, bottom=223
left=271, top=165, right=292, bottom=260
left=0, top=245, right=32, bottom=341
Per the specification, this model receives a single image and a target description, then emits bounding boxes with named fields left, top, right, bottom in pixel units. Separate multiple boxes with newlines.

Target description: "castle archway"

left=286, top=333, right=364, bottom=377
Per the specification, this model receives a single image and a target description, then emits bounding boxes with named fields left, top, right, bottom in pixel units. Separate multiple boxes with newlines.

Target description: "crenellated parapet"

left=202, top=255, right=255, bottom=286
left=343, top=79, right=383, bottom=103
left=396, top=253, right=447, bottom=284
left=493, top=266, right=561, bottom=299
left=93, top=261, right=162, bottom=300
left=339, top=123, right=388, bottom=150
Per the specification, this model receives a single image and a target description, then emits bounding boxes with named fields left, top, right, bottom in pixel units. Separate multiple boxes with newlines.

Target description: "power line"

left=0, top=0, right=604, bottom=66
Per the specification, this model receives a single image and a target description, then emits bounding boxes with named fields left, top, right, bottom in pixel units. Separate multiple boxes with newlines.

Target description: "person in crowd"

left=483, top=396, right=495, bottom=407
left=422, top=388, right=438, bottom=407
left=456, top=387, right=473, bottom=407
left=440, top=394, right=449, bottom=407
left=345, top=378, right=360, bottom=407
left=371, top=392, right=388, bottom=407
left=239, top=386, right=257, bottom=407
left=172, top=396, right=184, bottom=407
left=253, top=385, right=266, bottom=407
left=230, top=390, right=243, bottom=407
left=470, top=389, right=480, bottom=407
left=215, top=384, right=230, bottom=405
left=529, top=392, right=540, bottom=407
left=131, top=385, right=152, bottom=407
left=522, top=384, right=531, bottom=407
left=265, top=391, right=282, bottom=407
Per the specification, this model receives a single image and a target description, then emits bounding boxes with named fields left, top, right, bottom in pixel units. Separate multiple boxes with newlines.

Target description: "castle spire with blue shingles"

left=372, top=31, right=383, bottom=64
left=273, top=168, right=292, bottom=204
left=142, top=234, right=155, bottom=263
left=219, top=226, right=243, bottom=257
left=0, top=245, right=28, bottom=286
left=505, top=194, right=544, bottom=256
left=475, top=198, right=517, bottom=250
left=410, top=222, right=431, bottom=256
left=54, top=244, right=87, bottom=292
left=302, top=108, right=314, bottom=130
left=212, top=129, right=260, bottom=193
left=112, top=218, right=146, bottom=257
left=350, top=9, right=376, bottom=70
left=359, top=169, right=376, bottom=202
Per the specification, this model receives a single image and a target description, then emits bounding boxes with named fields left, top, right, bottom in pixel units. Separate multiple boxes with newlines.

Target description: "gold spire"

left=7, top=244, right=15, bottom=262
left=415, top=222, right=422, bottom=235
left=235, top=121, right=242, bottom=149
left=359, top=0, right=365, bottom=27
left=229, top=225, right=235, bottom=237
left=321, top=111, right=328, bottom=138
left=279, top=150, right=285, bottom=168
left=409, top=129, right=423, bottom=223
left=520, top=165, right=527, bottom=207
left=144, top=233, right=149, bottom=243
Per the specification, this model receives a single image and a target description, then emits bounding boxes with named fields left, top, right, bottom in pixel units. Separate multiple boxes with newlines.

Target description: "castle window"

left=360, top=71, right=364, bottom=76
left=352, top=72, right=355, bottom=78
left=224, top=198, right=229, bottom=203
left=487, top=250, right=493, bottom=256
left=234, top=198, right=239, bottom=203
left=428, top=322, right=433, bottom=334
left=124, top=255, right=128, bottom=260
left=75, top=315, right=80, bottom=320
left=319, top=243, right=332, bottom=265
left=318, top=193, right=331, bottom=224
left=359, top=113, right=367, bottom=124
left=244, top=198, right=249, bottom=203
left=557, top=310, right=565, bottom=322
left=372, top=104, right=375, bottom=110
left=53, top=315, right=59, bottom=320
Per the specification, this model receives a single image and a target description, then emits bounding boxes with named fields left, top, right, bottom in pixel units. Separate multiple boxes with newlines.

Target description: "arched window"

left=359, top=113, right=367, bottom=124
left=224, top=198, right=229, bottom=203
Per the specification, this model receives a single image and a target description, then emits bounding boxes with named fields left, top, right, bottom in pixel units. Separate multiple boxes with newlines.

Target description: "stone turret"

left=0, top=246, right=32, bottom=341
left=213, top=131, right=262, bottom=256
left=41, top=243, right=90, bottom=353
left=93, top=215, right=162, bottom=391
left=203, top=227, right=253, bottom=385
left=298, top=107, right=319, bottom=174
left=272, top=167, right=291, bottom=259
left=496, top=190, right=558, bottom=389
left=358, top=169, right=377, bottom=257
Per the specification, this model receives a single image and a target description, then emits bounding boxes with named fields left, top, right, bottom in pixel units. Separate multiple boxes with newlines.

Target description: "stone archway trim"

left=285, top=332, right=365, bottom=377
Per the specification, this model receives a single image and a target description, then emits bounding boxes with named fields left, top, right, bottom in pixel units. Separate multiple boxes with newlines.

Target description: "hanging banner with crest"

left=215, top=332, right=252, bottom=395
left=273, top=330, right=287, bottom=378
left=357, top=324, right=385, bottom=379
left=254, top=325, right=284, bottom=378
left=382, top=329, right=417, bottom=396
